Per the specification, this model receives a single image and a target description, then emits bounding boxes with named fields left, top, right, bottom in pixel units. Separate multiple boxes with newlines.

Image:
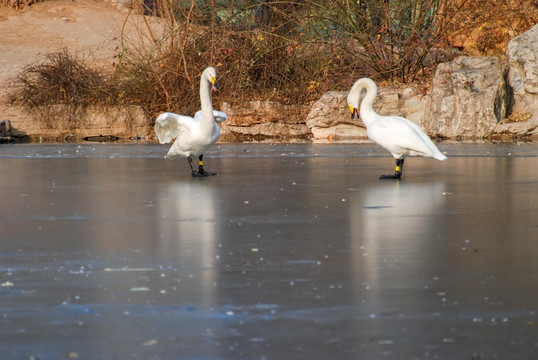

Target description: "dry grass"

left=112, top=0, right=369, bottom=119
left=1, top=0, right=41, bottom=9
left=8, top=49, right=121, bottom=129
left=506, top=112, right=533, bottom=123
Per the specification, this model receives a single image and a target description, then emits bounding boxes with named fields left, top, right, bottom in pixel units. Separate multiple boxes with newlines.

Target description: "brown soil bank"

left=0, top=0, right=155, bottom=141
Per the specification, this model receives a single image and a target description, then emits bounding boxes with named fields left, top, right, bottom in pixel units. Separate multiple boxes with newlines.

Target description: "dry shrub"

left=114, top=0, right=364, bottom=118
left=313, top=0, right=467, bottom=83
left=1, top=0, right=42, bottom=9
left=8, top=49, right=120, bottom=129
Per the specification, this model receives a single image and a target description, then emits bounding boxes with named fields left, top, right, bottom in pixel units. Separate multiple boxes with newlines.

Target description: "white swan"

left=154, top=67, right=227, bottom=177
left=347, top=78, right=447, bottom=179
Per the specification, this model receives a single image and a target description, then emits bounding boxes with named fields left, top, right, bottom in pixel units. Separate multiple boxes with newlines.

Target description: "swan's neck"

left=352, top=79, right=378, bottom=127
left=200, top=73, right=215, bottom=132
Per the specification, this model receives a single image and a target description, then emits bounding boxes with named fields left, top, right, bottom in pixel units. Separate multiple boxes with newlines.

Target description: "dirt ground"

left=0, top=0, right=160, bottom=140
left=0, top=0, right=139, bottom=102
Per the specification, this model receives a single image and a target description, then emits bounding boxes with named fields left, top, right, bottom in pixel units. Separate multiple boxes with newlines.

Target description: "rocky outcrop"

left=219, top=100, right=311, bottom=141
left=0, top=119, right=31, bottom=143
left=305, top=91, right=365, bottom=141
left=492, top=113, right=538, bottom=140
left=306, top=86, right=428, bottom=142
left=508, top=24, right=538, bottom=96
left=423, top=56, right=510, bottom=139
left=499, top=23, right=538, bottom=139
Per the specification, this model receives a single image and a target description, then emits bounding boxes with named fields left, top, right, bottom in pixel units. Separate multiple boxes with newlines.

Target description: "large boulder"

left=423, top=56, right=510, bottom=139
left=306, top=85, right=429, bottom=142
left=305, top=91, right=365, bottom=141
left=508, top=24, right=538, bottom=96
left=499, top=23, right=538, bottom=139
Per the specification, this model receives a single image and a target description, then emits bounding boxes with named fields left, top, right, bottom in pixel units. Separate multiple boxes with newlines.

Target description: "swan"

left=154, top=67, right=227, bottom=177
left=347, top=78, right=447, bottom=179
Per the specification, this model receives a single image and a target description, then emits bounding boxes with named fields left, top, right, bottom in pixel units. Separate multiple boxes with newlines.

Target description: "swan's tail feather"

left=430, top=142, right=447, bottom=161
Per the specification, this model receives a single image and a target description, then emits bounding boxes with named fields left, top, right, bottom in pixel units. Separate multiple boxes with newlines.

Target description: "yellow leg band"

left=395, top=166, right=400, bottom=172
left=199, top=161, right=203, bottom=166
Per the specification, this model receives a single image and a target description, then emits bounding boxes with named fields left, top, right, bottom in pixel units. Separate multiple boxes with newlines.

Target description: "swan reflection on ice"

left=157, top=179, right=221, bottom=305
left=350, top=181, right=447, bottom=304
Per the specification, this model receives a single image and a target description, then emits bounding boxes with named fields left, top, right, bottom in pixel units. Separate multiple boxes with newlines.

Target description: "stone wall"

left=3, top=105, right=152, bottom=141
left=219, top=100, right=311, bottom=141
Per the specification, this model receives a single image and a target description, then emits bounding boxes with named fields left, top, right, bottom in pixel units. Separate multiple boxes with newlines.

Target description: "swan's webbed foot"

left=380, top=173, right=401, bottom=179
left=188, top=155, right=217, bottom=177
left=192, top=168, right=217, bottom=177
left=380, top=158, right=404, bottom=180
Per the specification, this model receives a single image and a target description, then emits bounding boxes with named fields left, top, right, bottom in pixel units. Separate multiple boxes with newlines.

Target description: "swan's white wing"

left=194, top=110, right=228, bottom=123
left=368, top=116, right=444, bottom=159
left=213, top=110, right=228, bottom=123
left=392, top=117, right=446, bottom=160
left=154, top=112, right=194, bottom=144
left=401, top=117, right=446, bottom=160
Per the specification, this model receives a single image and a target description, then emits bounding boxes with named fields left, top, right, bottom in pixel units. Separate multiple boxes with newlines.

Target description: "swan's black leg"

left=187, top=156, right=198, bottom=177
left=193, top=154, right=217, bottom=177
left=380, top=158, right=404, bottom=179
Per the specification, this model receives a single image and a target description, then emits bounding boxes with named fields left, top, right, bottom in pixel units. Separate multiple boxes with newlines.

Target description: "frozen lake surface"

left=1, top=142, right=538, bottom=359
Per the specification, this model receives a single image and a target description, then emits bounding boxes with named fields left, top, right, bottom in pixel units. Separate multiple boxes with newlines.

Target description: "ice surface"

left=1, top=142, right=537, bottom=359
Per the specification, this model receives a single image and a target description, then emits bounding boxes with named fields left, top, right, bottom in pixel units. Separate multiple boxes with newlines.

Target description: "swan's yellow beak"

left=210, top=76, right=218, bottom=91
left=349, top=105, right=358, bottom=120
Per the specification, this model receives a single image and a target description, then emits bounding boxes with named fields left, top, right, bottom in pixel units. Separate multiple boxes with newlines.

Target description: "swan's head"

left=347, top=78, right=376, bottom=120
left=347, top=88, right=360, bottom=120
left=204, top=67, right=218, bottom=91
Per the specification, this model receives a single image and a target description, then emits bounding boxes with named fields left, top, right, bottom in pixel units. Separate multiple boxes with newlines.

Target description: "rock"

left=0, top=119, right=31, bottom=143
left=219, top=101, right=311, bottom=141
left=423, top=56, right=510, bottom=139
left=221, top=122, right=310, bottom=142
left=502, top=23, right=538, bottom=139
left=305, top=91, right=363, bottom=141
left=306, top=85, right=429, bottom=142
left=493, top=115, right=538, bottom=140
left=306, top=91, right=351, bottom=128
left=83, top=135, right=121, bottom=142
left=309, top=124, right=367, bottom=143
left=2, top=105, right=151, bottom=141
left=507, top=24, right=538, bottom=96
left=375, top=86, right=428, bottom=124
